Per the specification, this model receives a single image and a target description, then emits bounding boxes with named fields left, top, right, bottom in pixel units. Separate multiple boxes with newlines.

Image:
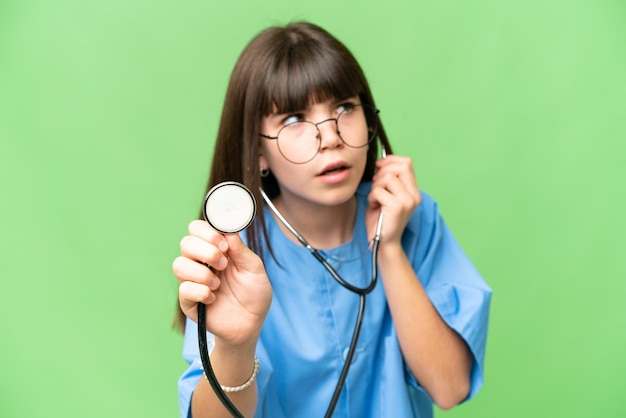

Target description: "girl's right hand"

left=173, top=220, right=272, bottom=347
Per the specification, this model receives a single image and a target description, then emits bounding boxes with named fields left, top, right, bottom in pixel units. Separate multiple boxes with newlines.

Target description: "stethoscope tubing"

left=197, top=302, right=245, bottom=418
left=324, top=235, right=380, bottom=418
left=261, top=189, right=382, bottom=295
left=262, top=189, right=382, bottom=417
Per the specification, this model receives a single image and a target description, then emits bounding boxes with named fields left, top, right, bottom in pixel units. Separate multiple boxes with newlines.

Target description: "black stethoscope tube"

left=324, top=234, right=380, bottom=418
left=196, top=182, right=254, bottom=417
left=197, top=302, right=245, bottom=418
left=262, top=189, right=382, bottom=417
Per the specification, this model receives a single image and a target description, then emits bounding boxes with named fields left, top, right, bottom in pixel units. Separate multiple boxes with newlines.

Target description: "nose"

left=315, top=117, right=343, bottom=150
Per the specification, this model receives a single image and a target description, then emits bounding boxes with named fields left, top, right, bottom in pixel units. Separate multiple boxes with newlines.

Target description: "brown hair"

left=174, top=21, right=392, bottom=331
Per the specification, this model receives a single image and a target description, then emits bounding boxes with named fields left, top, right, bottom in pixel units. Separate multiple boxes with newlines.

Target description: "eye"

left=336, top=102, right=358, bottom=115
left=282, top=113, right=305, bottom=126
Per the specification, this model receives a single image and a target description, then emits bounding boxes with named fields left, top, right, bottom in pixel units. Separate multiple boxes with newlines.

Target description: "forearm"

left=378, top=242, right=472, bottom=409
left=191, top=342, right=258, bottom=418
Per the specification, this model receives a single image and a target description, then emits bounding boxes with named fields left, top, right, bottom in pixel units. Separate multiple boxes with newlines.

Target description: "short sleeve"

left=403, top=192, right=492, bottom=401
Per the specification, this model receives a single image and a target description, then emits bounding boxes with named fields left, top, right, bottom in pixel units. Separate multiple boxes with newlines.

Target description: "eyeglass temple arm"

left=259, top=133, right=278, bottom=139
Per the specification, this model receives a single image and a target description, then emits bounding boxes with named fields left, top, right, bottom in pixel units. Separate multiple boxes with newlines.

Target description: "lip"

left=316, top=160, right=352, bottom=184
left=316, top=160, right=351, bottom=176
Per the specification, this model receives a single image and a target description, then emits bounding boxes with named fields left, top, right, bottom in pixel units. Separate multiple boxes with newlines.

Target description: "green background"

left=1, top=1, right=624, bottom=417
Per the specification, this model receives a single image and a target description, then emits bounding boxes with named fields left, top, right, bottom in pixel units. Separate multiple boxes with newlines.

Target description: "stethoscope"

left=198, top=164, right=385, bottom=417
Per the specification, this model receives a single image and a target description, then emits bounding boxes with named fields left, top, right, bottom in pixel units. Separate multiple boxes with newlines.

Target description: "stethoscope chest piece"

left=203, top=181, right=256, bottom=234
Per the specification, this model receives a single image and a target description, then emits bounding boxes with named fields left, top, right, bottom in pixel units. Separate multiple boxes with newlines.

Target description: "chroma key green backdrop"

left=1, top=1, right=625, bottom=417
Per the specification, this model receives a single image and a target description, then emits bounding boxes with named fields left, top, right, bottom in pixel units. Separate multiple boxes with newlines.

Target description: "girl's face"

left=259, top=97, right=370, bottom=209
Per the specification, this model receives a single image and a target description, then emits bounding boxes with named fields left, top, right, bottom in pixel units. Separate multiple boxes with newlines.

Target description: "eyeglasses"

left=259, top=103, right=380, bottom=164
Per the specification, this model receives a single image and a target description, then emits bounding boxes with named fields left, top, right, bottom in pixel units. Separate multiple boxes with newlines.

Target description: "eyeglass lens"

left=276, top=105, right=378, bottom=164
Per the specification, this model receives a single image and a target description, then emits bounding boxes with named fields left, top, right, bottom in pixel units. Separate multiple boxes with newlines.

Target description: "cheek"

left=259, top=136, right=281, bottom=165
left=267, top=164, right=308, bottom=198
left=267, top=158, right=302, bottom=181
left=259, top=118, right=282, bottom=163
left=354, top=144, right=370, bottom=165
left=259, top=142, right=300, bottom=182
left=261, top=146, right=284, bottom=171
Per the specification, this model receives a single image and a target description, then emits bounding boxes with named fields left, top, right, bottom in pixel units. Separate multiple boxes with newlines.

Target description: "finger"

left=369, top=173, right=418, bottom=213
left=367, top=179, right=394, bottom=209
left=172, top=256, right=220, bottom=290
left=179, top=280, right=216, bottom=305
left=179, top=281, right=216, bottom=317
left=223, top=233, right=263, bottom=273
left=179, top=235, right=228, bottom=270
left=188, top=220, right=229, bottom=252
left=381, top=167, right=421, bottom=206
left=375, top=154, right=412, bottom=170
left=373, top=160, right=420, bottom=204
left=375, top=157, right=415, bottom=183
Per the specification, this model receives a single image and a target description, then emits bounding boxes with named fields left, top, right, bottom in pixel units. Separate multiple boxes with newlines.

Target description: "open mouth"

left=320, top=165, right=348, bottom=175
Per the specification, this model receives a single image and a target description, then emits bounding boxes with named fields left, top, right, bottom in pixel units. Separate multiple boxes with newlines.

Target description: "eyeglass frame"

left=259, top=103, right=380, bottom=164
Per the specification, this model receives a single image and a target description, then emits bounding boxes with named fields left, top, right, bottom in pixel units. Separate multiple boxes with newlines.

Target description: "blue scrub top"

left=179, top=183, right=492, bottom=418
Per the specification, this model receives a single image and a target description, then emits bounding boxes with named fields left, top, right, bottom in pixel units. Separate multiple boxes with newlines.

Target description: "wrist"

left=377, top=240, right=404, bottom=266
left=212, top=336, right=258, bottom=359
left=209, top=341, right=258, bottom=389
left=206, top=356, right=259, bottom=393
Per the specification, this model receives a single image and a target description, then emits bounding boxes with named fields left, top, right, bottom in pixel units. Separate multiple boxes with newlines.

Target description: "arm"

left=174, top=221, right=272, bottom=417
left=190, top=341, right=258, bottom=417
left=367, top=156, right=474, bottom=409
left=377, top=242, right=472, bottom=409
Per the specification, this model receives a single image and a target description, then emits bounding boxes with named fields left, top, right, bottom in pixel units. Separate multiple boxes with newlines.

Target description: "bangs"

left=259, top=40, right=363, bottom=115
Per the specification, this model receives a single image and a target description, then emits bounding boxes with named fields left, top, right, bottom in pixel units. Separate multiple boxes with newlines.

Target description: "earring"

left=260, top=167, right=270, bottom=178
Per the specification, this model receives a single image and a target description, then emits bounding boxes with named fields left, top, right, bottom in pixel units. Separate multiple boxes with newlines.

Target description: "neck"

left=269, top=195, right=357, bottom=249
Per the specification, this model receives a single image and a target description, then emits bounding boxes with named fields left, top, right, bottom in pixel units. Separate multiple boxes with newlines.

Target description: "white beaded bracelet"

left=207, top=357, right=260, bottom=393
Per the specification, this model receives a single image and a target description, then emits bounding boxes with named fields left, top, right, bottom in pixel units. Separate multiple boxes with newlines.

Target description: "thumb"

left=224, top=233, right=262, bottom=272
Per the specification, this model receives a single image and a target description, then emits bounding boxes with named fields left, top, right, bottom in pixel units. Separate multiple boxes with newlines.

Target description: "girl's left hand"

left=366, top=155, right=422, bottom=245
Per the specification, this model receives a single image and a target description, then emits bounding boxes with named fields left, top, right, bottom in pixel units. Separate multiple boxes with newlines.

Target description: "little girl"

left=173, top=21, right=492, bottom=418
